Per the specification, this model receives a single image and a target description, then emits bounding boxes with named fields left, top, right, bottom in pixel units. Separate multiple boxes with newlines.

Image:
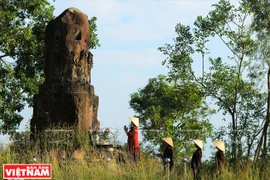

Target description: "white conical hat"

left=193, top=139, right=203, bottom=150
left=162, top=137, right=174, bottom=147
left=129, top=117, right=139, bottom=127
left=213, top=140, right=225, bottom=152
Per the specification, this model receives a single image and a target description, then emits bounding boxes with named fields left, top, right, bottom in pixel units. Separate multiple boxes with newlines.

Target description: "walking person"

left=191, top=139, right=203, bottom=180
left=124, top=117, right=140, bottom=164
left=161, top=137, right=174, bottom=172
left=213, top=140, right=225, bottom=175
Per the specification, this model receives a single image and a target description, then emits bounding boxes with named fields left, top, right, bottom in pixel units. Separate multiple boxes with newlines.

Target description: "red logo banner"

left=3, top=164, right=52, bottom=179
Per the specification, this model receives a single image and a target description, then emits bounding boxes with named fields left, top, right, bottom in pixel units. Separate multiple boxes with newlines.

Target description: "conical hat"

left=193, top=139, right=203, bottom=150
left=129, top=117, right=139, bottom=127
left=162, top=137, right=174, bottom=147
left=213, top=140, right=225, bottom=152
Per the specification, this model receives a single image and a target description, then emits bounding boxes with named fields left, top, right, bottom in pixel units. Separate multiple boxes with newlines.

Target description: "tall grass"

left=1, top=131, right=269, bottom=179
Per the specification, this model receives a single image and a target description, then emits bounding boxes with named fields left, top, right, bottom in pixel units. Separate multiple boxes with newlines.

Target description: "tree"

left=246, top=0, right=270, bottom=161
left=129, top=24, right=213, bottom=158
left=192, top=0, right=267, bottom=162
left=0, top=1, right=100, bottom=133
left=142, top=0, right=265, bottom=162
left=203, top=57, right=265, bottom=160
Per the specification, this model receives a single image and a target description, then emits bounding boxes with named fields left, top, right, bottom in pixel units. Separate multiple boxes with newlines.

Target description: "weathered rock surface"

left=31, top=7, right=100, bottom=135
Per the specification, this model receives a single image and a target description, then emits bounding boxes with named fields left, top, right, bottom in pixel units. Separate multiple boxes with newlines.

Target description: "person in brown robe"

left=162, top=137, right=174, bottom=172
left=213, top=140, right=225, bottom=175
left=191, top=140, right=203, bottom=180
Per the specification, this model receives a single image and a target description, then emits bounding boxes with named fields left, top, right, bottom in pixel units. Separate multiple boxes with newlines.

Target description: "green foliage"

left=89, top=16, right=101, bottom=49
left=205, top=57, right=266, bottom=158
left=0, top=63, right=24, bottom=133
left=246, top=0, right=270, bottom=32
left=0, top=0, right=54, bottom=133
left=246, top=0, right=270, bottom=161
left=130, top=0, right=267, bottom=162
left=130, top=75, right=212, bottom=157
left=158, top=24, right=195, bottom=82
left=191, top=0, right=265, bottom=160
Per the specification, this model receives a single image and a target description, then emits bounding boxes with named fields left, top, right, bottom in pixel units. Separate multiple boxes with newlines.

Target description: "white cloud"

left=50, top=0, right=220, bottom=42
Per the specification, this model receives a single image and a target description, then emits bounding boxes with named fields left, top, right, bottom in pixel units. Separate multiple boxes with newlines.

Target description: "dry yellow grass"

left=1, top=133, right=269, bottom=180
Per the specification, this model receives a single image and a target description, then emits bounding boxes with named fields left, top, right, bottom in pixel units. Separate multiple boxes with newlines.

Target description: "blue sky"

left=18, top=0, right=240, bottom=159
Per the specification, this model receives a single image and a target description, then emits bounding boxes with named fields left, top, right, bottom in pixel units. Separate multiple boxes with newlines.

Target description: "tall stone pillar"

left=31, top=8, right=100, bottom=135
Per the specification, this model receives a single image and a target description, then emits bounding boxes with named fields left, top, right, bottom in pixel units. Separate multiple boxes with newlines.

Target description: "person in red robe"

left=124, top=117, right=140, bottom=163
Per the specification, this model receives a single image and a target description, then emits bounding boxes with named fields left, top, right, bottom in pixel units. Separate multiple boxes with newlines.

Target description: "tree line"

left=130, top=0, right=270, bottom=163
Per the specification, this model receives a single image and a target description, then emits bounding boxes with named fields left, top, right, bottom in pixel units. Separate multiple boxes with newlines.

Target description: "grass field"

left=1, top=133, right=269, bottom=180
